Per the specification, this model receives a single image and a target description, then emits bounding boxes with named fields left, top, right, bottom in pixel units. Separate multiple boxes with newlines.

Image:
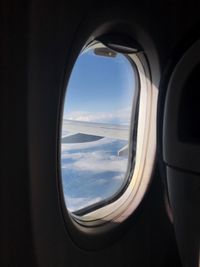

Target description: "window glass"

left=61, top=43, right=137, bottom=213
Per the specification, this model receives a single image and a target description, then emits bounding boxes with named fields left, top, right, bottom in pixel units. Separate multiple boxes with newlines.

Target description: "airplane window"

left=60, top=41, right=138, bottom=215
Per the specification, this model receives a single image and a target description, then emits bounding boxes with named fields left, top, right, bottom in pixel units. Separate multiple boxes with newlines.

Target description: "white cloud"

left=62, top=150, right=128, bottom=173
left=63, top=107, right=132, bottom=124
left=113, top=174, right=125, bottom=180
left=61, top=138, right=129, bottom=212
left=61, top=152, right=83, bottom=160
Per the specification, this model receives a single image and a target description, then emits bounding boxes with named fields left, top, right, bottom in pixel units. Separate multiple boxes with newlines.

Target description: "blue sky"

left=63, top=49, right=135, bottom=124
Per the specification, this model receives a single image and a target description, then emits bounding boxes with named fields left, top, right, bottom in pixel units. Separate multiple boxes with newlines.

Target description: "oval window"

left=61, top=41, right=138, bottom=215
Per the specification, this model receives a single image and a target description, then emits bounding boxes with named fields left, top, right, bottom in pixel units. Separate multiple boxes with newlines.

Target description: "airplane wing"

left=62, top=120, right=130, bottom=156
left=62, top=119, right=129, bottom=143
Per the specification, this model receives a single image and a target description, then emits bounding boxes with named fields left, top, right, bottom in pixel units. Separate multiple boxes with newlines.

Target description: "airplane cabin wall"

left=0, top=0, right=200, bottom=266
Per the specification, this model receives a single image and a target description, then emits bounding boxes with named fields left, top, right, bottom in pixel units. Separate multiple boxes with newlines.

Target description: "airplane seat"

left=161, top=39, right=200, bottom=267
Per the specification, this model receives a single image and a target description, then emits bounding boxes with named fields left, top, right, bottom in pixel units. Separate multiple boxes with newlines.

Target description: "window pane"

left=61, top=43, right=137, bottom=213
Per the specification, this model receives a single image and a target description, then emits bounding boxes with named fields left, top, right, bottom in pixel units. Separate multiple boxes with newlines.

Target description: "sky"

left=63, top=48, right=135, bottom=124
left=61, top=46, right=136, bottom=212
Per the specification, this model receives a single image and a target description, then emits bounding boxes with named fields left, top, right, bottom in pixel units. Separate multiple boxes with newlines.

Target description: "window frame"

left=60, top=40, right=158, bottom=228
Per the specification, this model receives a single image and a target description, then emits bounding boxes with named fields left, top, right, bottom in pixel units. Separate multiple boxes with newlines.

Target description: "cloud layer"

left=62, top=150, right=128, bottom=173
left=64, top=107, right=132, bottom=124
left=61, top=138, right=129, bottom=212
